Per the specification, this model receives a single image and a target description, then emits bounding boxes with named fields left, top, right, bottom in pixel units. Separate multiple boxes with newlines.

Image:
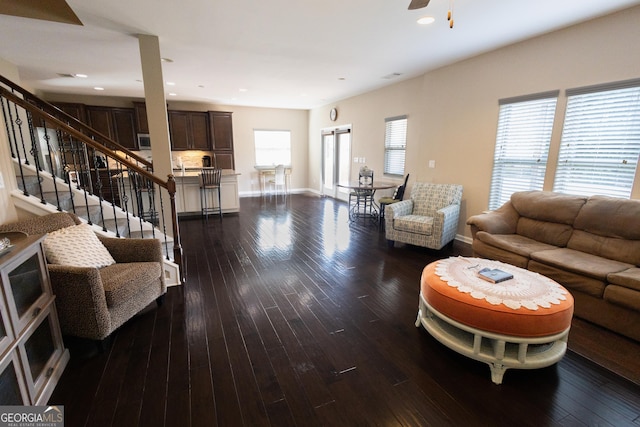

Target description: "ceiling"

left=1, top=0, right=639, bottom=110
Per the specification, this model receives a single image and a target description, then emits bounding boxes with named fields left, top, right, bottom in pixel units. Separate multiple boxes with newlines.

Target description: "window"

left=254, top=130, right=291, bottom=166
left=488, top=92, right=558, bottom=210
left=553, top=79, right=640, bottom=198
left=384, top=116, right=407, bottom=176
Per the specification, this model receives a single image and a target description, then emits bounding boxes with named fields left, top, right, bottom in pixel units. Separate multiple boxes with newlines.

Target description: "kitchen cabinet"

left=0, top=234, right=69, bottom=405
left=53, top=102, right=86, bottom=123
left=209, top=111, right=235, bottom=169
left=169, top=111, right=210, bottom=151
left=86, top=106, right=138, bottom=150
left=133, top=102, right=148, bottom=134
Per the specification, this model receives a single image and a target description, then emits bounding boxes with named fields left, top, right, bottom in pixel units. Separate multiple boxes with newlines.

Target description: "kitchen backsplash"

left=105, top=150, right=214, bottom=169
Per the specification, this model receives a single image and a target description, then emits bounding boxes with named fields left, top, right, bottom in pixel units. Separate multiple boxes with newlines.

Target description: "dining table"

left=337, top=182, right=395, bottom=225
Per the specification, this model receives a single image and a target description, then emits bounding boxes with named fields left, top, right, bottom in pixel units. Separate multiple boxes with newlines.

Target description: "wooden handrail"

left=0, top=74, right=152, bottom=169
left=0, top=82, right=184, bottom=283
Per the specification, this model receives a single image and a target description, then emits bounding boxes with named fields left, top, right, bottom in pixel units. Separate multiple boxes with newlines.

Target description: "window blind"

left=553, top=82, right=640, bottom=198
left=488, top=94, right=558, bottom=210
left=254, top=129, right=291, bottom=166
left=384, top=116, right=407, bottom=176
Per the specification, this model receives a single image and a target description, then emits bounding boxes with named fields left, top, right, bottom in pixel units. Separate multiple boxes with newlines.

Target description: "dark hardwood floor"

left=51, top=194, right=640, bottom=426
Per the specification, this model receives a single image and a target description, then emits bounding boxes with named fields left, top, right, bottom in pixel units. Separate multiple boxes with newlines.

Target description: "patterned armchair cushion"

left=393, top=215, right=434, bottom=236
left=412, top=183, right=463, bottom=217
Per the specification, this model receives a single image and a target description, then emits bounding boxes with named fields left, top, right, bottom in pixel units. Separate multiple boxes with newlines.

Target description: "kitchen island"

left=172, top=168, right=240, bottom=216
left=115, top=169, right=240, bottom=218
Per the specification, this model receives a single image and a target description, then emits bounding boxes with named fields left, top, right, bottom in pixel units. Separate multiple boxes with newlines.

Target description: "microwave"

left=137, top=133, right=151, bottom=149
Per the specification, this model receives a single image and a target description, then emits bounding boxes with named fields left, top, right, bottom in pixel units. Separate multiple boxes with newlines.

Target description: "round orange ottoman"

left=416, top=257, right=574, bottom=384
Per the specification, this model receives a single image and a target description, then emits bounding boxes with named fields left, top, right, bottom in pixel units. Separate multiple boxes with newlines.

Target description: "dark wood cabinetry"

left=86, top=106, right=138, bottom=150
left=112, top=109, right=137, bottom=150
left=169, top=111, right=210, bottom=151
left=50, top=100, right=235, bottom=167
left=133, top=102, right=148, bottom=134
left=209, top=111, right=235, bottom=169
left=53, top=102, right=86, bottom=123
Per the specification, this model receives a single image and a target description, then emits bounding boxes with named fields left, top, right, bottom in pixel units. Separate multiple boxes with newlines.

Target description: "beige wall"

left=309, top=5, right=640, bottom=241
left=0, top=58, right=20, bottom=224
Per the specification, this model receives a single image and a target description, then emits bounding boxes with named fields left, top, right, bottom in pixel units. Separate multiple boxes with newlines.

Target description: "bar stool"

left=199, top=167, right=222, bottom=219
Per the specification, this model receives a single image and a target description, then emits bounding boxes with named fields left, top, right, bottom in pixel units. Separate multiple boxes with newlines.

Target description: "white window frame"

left=384, top=115, right=407, bottom=176
left=488, top=91, right=559, bottom=210
left=254, top=129, right=291, bottom=167
left=553, top=79, right=640, bottom=199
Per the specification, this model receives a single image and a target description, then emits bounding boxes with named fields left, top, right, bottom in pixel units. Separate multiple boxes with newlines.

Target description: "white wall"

left=308, top=5, right=640, bottom=240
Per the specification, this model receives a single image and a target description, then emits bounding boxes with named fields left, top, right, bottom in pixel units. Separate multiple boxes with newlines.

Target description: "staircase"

left=1, top=74, right=183, bottom=285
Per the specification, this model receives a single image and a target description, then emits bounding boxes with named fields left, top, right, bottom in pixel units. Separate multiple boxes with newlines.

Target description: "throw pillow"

left=43, top=223, right=116, bottom=268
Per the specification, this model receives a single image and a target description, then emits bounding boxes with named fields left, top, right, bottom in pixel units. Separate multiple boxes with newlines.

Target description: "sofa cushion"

left=530, top=248, right=632, bottom=281
left=604, top=285, right=640, bottom=313
left=607, top=268, right=640, bottom=292
left=472, top=239, right=530, bottom=268
left=475, top=232, right=558, bottom=258
left=394, top=215, right=433, bottom=236
left=528, top=260, right=607, bottom=298
left=100, top=262, right=162, bottom=307
left=567, top=230, right=640, bottom=266
left=516, top=217, right=574, bottom=247
left=573, top=195, right=640, bottom=240
left=511, top=191, right=587, bottom=225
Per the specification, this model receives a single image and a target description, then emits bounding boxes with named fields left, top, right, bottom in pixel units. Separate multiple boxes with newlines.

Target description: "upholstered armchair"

left=385, top=182, right=463, bottom=250
left=0, top=212, right=166, bottom=343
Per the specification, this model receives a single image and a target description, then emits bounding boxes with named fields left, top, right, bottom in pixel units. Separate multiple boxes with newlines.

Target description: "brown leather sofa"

left=467, top=191, right=640, bottom=342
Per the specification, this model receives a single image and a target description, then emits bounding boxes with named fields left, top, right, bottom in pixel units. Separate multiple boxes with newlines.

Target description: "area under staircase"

left=1, top=75, right=183, bottom=285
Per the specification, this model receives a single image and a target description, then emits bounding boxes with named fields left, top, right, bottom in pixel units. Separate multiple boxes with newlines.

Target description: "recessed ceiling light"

left=166, top=81, right=175, bottom=86
left=239, top=88, right=248, bottom=92
left=74, top=73, right=88, bottom=78
left=417, top=16, right=435, bottom=25
left=93, top=87, right=104, bottom=91
left=161, top=58, right=173, bottom=63
left=168, top=92, right=177, bottom=96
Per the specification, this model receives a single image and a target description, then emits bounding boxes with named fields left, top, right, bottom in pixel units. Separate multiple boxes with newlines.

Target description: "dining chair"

left=349, top=167, right=375, bottom=220
left=268, top=164, right=287, bottom=196
left=379, top=173, right=410, bottom=226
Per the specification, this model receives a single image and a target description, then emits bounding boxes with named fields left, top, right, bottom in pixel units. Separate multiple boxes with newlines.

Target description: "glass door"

left=321, top=127, right=351, bottom=201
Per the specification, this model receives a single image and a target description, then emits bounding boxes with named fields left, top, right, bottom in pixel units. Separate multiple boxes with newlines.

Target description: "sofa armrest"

left=466, top=201, right=519, bottom=238
left=47, top=265, right=111, bottom=339
left=387, top=199, right=414, bottom=218
left=434, top=204, right=461, bottom=245
left=98, top=236, right=163, bottom=264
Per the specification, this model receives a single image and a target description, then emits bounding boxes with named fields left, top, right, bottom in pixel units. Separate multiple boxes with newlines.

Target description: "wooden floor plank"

left=49, top=194, right=640, bottom=426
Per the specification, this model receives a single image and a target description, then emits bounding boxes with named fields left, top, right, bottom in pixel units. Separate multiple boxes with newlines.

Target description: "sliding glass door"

left=321, top=127, right=351, bottom=200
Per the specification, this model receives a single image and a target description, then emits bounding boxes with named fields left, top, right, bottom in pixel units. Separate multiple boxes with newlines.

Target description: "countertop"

left=171, top=168, right=240, bottom=178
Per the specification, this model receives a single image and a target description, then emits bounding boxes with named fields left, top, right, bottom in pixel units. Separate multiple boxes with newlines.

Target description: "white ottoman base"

left=416, top=293, right=570, bottom=384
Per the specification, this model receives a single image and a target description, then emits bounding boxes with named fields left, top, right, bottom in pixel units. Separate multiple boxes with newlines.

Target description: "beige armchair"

left=385, top=182, right=463, bottom=250
left=0, top=212, right=166, bottom=343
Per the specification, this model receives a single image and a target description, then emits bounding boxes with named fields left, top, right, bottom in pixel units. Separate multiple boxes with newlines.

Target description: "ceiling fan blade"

left=408, top=0, right=431, bottom=10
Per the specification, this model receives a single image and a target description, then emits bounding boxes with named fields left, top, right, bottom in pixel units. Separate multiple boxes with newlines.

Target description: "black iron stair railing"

left=0, top=75, right=183, bottom=283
